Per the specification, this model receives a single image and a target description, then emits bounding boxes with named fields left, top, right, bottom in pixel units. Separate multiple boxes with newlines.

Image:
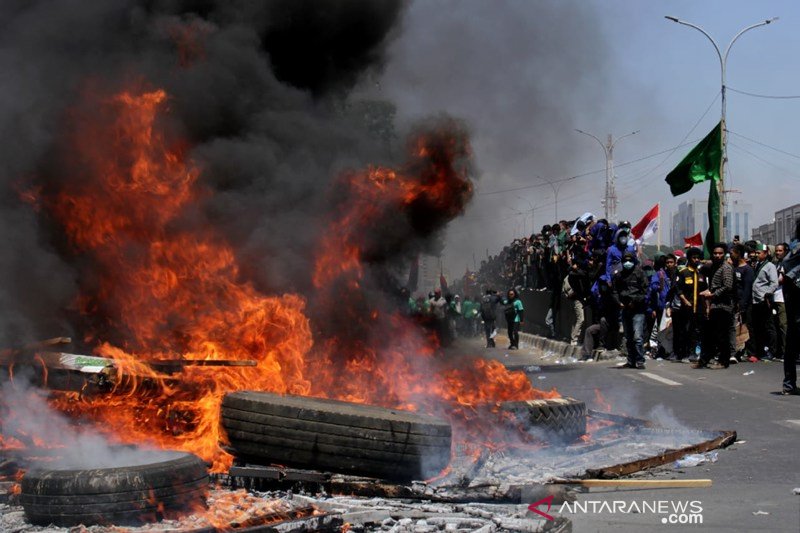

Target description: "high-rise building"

left=671, top=199, right=707, bottom=247
left=775, top=203, right=800, bottom=244
left=418, top=255, right=441, bottom=296
left=670, top=198, right=752, bottom=247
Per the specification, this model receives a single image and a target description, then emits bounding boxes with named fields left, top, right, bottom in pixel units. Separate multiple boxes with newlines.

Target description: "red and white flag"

left=631, top=203, right=659, bottom=243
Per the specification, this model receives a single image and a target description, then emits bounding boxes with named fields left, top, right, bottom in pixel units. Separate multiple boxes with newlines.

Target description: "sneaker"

left=710, top=362, right=729, bottom=369
left=688, top=355, right=699, bottom=363
left=509, top=346, right=519, bottom=350
left=748, top=356, right=760, bottom=363
left=779, top=389, right=800, bottom=396
left=729, top=356, right=738, bottom=365
left=636, top=362, right=646, bottom=369
left=616, top=363, right=635, bottom=369
left=691, top=362, right=708, bottom=369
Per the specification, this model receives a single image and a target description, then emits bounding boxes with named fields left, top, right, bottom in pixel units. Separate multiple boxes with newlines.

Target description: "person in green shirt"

left=504, top=289, right=525, bottom=350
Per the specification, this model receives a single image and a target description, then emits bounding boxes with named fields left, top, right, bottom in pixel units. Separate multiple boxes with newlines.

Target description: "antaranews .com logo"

left=529, top=495, right=704, bottom=525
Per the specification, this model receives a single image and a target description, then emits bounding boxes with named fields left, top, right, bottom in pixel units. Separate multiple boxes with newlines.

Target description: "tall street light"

left=665, top=15, right=777, bottom=241
left=535, top=175, right=566, bottom=222
left=515, top=195, right=537, bottom=236
left=575, top=129, right=638, bottom=222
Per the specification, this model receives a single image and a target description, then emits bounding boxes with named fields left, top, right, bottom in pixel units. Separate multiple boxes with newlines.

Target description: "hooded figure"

left=605, top=227, right=637, bottom=282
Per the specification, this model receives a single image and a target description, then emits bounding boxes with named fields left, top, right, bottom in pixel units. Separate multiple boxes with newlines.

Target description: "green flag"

left=665, top=122, right=722, bottom=196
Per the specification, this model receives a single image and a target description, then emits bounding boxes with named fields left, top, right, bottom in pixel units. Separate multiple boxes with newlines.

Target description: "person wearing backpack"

left=779, top=219, right=800, bottom=395
left=479, top=289, right=501, bottom=348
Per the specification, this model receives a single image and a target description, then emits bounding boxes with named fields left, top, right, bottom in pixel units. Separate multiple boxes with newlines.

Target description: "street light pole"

left=534, top=175, right=566, bottom=222
left=665, top=15, right=777, bottom=242
left=515, top=195, right=536, bottom=236
left=575, top=129, right=638, bottom=222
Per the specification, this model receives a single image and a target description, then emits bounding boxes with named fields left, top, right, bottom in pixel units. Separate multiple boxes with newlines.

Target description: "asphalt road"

left=460, top=336, right=800, bottom=532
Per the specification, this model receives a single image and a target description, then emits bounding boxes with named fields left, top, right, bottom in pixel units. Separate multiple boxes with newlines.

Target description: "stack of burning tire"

left=500, top=397, right=588, bottom=442
left=221, top=391, right=452, bottom=481
left=220, top=392, right=588, bottom=481
left=19, top=451, right=208, bottom=527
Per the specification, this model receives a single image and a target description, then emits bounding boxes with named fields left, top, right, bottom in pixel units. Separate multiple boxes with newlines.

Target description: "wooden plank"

left=584, top=430, right=736, bottom=479
left=552, top=479, right=712, bottom=488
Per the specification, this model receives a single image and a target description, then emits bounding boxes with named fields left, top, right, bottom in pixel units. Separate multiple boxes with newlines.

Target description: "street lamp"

left=665, top=15, right=777, bottom=241
left=535, top=175, right=567, bottom=222
left=515, top=195, right=537, bottom=236
left=574, top=129, right=638, bottom=222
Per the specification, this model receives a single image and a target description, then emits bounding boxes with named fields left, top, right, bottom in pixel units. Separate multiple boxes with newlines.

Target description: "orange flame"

left=17, top=86, right=556, bottom=472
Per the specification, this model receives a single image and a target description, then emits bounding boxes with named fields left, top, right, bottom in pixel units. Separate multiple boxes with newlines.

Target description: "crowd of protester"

left=407, top=214, right=800, bottom=396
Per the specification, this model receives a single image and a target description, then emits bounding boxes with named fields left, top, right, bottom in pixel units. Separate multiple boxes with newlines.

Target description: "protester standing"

left=780, top=219, right=800, bottom=395
left=773, top=242, right=789, bottom=360
left=611, top=251, right=648, bottom=369
left=731, top=244, right=754, bottom=361
left=670, top=247, right=706, bottom=362
left=751, top=244, right=779, bottom=360
left=695, top=244, right=735, bottom=369
left=504, top=289, right=524, bottom=350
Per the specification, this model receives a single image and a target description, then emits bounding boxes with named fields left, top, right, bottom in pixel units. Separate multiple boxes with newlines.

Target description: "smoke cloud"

left=0, top=0, right=411, bottom=346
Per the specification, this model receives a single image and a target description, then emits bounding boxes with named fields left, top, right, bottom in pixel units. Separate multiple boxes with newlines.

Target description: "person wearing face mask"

left=605, top=226, right=636, bottom=283
left=670, top=247, right=707, bottom=362
left=694, top=243, right=735, bottom=369
left=611, top=251, right=649, bottom=369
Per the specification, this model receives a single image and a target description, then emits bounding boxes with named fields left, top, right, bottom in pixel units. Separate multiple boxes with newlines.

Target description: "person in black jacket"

left=695, top=243, right=736, bottom=369
left=612, top=251, right=649, bottom=369
left=780, top=218, right=800, bottom=395
left=731, top=243, right=754, bottom=360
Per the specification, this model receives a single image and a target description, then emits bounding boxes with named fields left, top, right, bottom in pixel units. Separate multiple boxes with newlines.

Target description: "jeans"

left=622, top=310, right=645, bottom=365
left=774, top=302, right=787, bottom=357
left=570, top=300, right=585, bottom=344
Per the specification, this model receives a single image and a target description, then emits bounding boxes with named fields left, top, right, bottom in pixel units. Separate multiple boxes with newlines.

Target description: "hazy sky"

left=357, top=0, right=800, bottom=274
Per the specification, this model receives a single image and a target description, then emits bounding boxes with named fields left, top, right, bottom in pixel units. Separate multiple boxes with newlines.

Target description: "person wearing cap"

left=611, top=250, right=649, bottom=369
left=751, top=243, right=779, bottom=361
left=670, top=247, right=707, bottom=362
left=731, top=243, right=755, bottom=362
left=694, top=243, right=735, bottom=369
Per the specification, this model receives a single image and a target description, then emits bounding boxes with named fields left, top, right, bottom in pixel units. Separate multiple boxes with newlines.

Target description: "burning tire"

left=500, top=397, right=587, bottom=442
left=221, top=391, right=451, bottom=481
left=20, top=451, right=208, bottom=527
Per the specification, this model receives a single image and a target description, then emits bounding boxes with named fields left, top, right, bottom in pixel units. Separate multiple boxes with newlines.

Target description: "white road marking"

left=777, top=420, right=800, bottom=429
left=639, top=372, right=682, bottom=386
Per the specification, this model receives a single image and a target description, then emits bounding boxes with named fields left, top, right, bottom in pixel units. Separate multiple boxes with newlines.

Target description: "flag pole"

left=657, top=203, right=662, bottom=251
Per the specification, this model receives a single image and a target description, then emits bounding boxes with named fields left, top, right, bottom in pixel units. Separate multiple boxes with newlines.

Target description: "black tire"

left=221, top=391, right=451, bottom=481
left=20, top=451, right=208, bottom=527
left=500, top=397, right=587, bottom=442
